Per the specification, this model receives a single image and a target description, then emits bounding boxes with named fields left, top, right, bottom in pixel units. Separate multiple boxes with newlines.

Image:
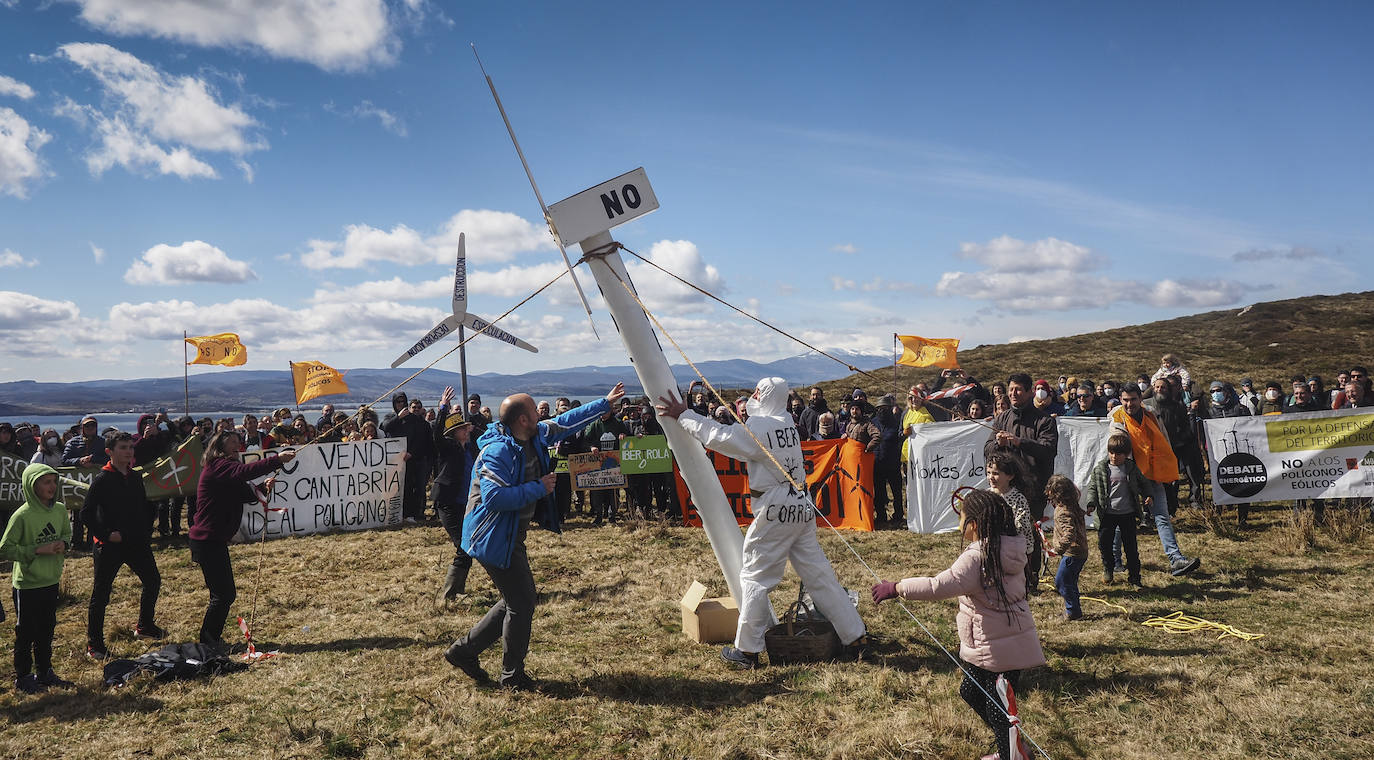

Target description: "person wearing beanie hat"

left=383, top=390, right=435, bottom=523
left=1259, top=381, right=1285, bottom=415
left=1032, top=379, right=1065, bottom=417
left=431, top=386, right=474, bottom=599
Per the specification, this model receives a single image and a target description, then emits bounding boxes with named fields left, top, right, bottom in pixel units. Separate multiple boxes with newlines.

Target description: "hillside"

left=812, top=290, right=1374, bottom=400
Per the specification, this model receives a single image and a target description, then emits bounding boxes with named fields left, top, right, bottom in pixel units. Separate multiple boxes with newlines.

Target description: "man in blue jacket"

left=445, top=381, right=626, bottom=690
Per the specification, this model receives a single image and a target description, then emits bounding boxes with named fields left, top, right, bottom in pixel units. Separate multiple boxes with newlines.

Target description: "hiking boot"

left=1113, top=562, right=1126, bottom=574
left=720, top=646, right=761, bottom=670
left=38, top=669, right=75, bottom=689
left=1063, top=610, right=1083, bottom=621
left=500, top=672, right=539, bottom=692
left=438, top=566, right=468, bottom=601
left=443, top=643, right=490, bottom=683
left=1169, top=557, right=1201, bottom=577
left=87, top=643, right=110, bottom=661
left=1129, top=576, right=1144, bottom=588
left=14, top=674, right=46, bottom=694
left=134, top=623, right=168, bottom=639
left=1102, top=570, right=1113, bottom=584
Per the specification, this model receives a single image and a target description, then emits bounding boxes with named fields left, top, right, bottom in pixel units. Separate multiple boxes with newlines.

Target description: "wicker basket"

left=763, top=587, right=840, bottom=664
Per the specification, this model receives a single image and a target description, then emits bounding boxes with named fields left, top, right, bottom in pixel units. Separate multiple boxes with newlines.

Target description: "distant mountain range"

left=0, top=349, right=890, bottom=416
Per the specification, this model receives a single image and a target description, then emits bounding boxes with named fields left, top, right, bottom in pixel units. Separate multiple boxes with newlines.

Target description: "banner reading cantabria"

left=1204, top=407, right=1374, bottom=505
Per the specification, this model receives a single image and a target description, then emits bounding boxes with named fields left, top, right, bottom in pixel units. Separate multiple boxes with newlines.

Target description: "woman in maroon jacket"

left=190, top=430, right=295, bottom=646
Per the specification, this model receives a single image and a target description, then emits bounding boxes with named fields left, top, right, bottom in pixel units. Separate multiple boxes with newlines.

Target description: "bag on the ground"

left=103, top=642, right=249, bottom=688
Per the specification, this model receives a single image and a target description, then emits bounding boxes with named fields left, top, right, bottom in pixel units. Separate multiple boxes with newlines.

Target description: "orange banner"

left=674, top=438, right=874, bottom=531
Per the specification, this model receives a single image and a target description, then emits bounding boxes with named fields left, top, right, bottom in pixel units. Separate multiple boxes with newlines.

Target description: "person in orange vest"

left=1109, top=384, right=1201, bottom=578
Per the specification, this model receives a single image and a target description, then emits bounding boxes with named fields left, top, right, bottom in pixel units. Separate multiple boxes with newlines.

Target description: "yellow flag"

left=291, top=361, right=350, bottom=405
left=896, top=335, right=959, bottom=369
left=185, top=333, right=247, bottom=366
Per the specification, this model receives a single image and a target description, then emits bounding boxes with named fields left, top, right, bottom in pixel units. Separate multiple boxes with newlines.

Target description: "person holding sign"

left=445, top=382, right=625, bottom=691
left=657, top=378, right=869, bottom=670
left=190, top=431, right=295, bottom=647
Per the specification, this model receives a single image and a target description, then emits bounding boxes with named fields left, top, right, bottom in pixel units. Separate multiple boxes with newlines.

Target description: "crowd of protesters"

left=1, top=353, right=1370, bottom=695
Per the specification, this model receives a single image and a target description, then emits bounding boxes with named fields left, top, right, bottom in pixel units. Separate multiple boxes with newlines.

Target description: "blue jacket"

left=461, top=398, right=610, bottom=569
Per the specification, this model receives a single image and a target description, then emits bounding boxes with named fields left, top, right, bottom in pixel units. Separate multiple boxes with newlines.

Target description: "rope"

left=1141, top=611, right=1264, bottom=641
left=602, top=264, right=1053, bottom=760
left=588, top=242, right=998, bottom=433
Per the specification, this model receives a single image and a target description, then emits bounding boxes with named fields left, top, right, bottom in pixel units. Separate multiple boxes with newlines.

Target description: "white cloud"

left=0, top=291, right=79, bottom=328
left=829, top=275, right=856, bottom=291
left=124, top=240, right=259, bottom=284
left=62, top=0, right=399, bottom=72
left=0, top=249, right=36, bottom=268
left=310, top=275, right=448, bottom=304
left=1232, top=245, right=1327, bottom=262
left=831, top=243, right=858, bottom=255
left=0, top=107, right=51, bottom=197
left=327, top=100, right=407, bottom=136
left=300, top=209, right=553, bottom=269
left=935, top=235, right=1248, bottom=312
left=90, top=242, right=106, bottom=263
left=55, top=43, right=264, bottom=179
left=109, top=296, right=447, bottom=355
left=625, top=239, right=727, bottom=315
left=0, top=74, right=35, bottom=100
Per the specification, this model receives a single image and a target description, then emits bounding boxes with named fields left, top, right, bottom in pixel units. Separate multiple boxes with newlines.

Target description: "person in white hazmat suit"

left=657, top=377, right=869, bottom=668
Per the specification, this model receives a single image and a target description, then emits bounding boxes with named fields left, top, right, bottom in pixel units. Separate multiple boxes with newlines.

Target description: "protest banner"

left=1203, top=407, right=1374, bottom=504
left=234, top=437, right=407, bottom=542
left=137, top=435, right=204, bottom=501
left=905, top=417, right=1114, bottom=533
left=569, top=451, right=627, bottom=490
left=674, top=438, right=874, bottom=531
left=619, top=434, right=673, bottom=474
left=2, top=450, right=100, bottom=513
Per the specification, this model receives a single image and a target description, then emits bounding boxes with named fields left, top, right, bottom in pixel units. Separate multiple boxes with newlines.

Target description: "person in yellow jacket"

left=900, top=386, right=936, bottom=467
left=1109, top=383, right=1201, bottom=577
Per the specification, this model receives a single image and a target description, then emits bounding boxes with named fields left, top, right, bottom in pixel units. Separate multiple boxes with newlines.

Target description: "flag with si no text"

left=896, top=335, right=959, bottom=369
left=291, top=361, right=350, bottom=405
left=186, top=333, right=247, bottom=366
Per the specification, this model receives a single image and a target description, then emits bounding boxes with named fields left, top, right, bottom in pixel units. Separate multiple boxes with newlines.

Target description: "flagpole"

left=183, top=331, right=190, bottom=417
left=289, top=362, right=300, bottom=413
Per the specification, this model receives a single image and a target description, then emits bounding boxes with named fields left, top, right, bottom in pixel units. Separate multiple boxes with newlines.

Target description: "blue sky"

left=1, top=1, right=1370, bottom=383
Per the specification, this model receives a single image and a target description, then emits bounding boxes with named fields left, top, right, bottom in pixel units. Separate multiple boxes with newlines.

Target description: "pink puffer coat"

left=896, top=538, right=1046, bottom=672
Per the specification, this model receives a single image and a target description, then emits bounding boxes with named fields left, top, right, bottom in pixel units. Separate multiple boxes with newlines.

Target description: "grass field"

left=2, top=502, right=1372, bottom=760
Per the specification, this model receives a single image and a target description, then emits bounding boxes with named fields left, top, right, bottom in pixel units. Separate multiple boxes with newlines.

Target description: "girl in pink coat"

left=873, top=489, right=1046, bottom=760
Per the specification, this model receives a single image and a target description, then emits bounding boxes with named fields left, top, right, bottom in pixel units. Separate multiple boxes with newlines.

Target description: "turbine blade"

left=462, top=313, right=538, bottom=353
left=390, top=315, right=462, bottom=368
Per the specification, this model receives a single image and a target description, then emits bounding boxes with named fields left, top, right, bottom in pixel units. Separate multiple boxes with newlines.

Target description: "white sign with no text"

left=547, top=167, right=659, bottom=247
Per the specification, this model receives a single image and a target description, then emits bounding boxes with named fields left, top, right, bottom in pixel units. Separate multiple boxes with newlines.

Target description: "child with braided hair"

left=873, top=489, right=1044, bottom=760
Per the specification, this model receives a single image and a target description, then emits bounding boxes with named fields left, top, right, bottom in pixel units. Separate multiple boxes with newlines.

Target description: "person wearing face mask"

left=1031, top=380, right=1065, bottom=416
left=1206, top=382, right=1252, bottom=525
left=1259, top=381, right=1285, bottom=415
left=29, top=429, right=64, bottom=467
left=656, top=378, right=870, bottom=669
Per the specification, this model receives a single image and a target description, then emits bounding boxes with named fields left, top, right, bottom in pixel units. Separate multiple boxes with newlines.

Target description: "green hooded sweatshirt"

left=0, top=463, right=71, bottom=589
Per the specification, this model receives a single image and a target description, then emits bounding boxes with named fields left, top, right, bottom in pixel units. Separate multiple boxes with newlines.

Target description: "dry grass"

left=2, top=503, right=1373, bottom=759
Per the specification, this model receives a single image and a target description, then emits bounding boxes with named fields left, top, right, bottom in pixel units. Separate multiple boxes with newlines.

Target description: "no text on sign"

left=547, top=167, right=659, bottom=247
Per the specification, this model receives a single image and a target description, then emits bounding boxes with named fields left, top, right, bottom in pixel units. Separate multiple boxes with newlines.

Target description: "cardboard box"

left=680, top=581, right=739, bottom=644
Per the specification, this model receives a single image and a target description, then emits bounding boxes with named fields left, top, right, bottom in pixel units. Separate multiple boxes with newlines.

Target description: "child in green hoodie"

left=1, top=463, right=76, bottom=693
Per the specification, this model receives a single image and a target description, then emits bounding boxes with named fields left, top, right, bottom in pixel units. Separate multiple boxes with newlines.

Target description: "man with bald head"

left=445, top=381, right=626, bottom=690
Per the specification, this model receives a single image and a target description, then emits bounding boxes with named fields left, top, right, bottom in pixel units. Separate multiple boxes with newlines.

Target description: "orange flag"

left=185, top=333, right=247, bottom=366
left=896, top=335, right=959, bottom=369
left=290, top=361, right=350, bottom=405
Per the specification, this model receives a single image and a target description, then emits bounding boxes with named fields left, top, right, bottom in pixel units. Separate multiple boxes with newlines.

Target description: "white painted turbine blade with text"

left=452, top=232, right=468, bottom=317
left=390, top=315, right=462, bottom=368
left=461, top=313, right=538, bottom=353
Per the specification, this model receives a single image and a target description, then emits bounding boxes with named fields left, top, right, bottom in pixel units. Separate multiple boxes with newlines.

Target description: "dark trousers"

left=435, top=497, right=473, bottom=589
left=402, top=465, right=427, bottom=520
left=87, top=541, right=161, bottom=647
left=457, top=527, right=536, bottom=683
left=1179, top=446, right=1206, bottom=506
left=960, top=660, right=1023, bottom=760
left=554, top=473, right=573, bottom=520
left=1098, top=512, right=1140, bottom=581
left=590, top=489, right=617, bottom=522
left=189, top=539, right=236, bottom=644
left=873, top=460, right=904, bottom=522
left=71, top=509, right=88, bottom=548
left=13, top=584, right=59, bottom=676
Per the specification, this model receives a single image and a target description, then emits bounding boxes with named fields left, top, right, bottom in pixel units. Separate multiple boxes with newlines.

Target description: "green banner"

left=619, top=434, right=673, bottom=474
left=1, top=435, right=203, bottom=513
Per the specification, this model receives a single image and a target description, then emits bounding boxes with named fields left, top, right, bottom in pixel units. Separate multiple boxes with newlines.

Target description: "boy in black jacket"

left=81, top=432, right=165, bottom=659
